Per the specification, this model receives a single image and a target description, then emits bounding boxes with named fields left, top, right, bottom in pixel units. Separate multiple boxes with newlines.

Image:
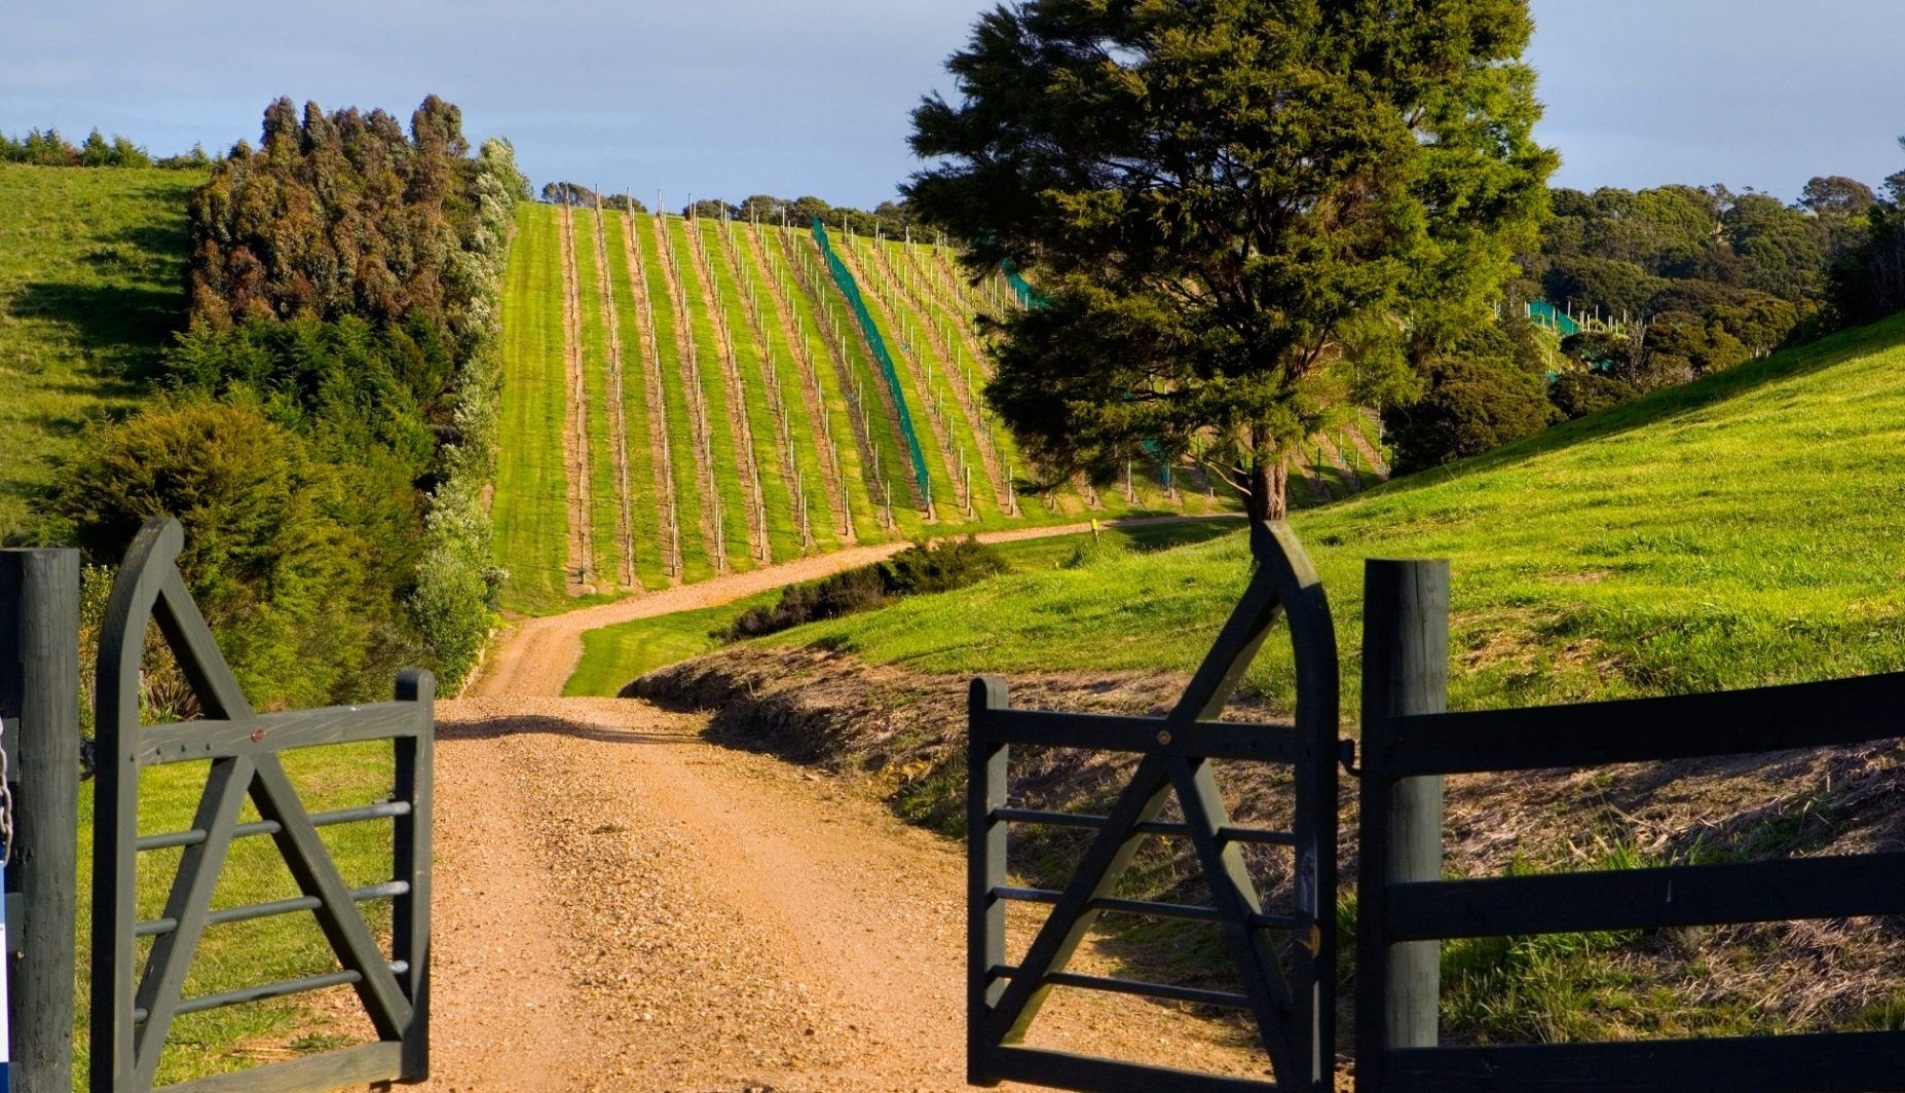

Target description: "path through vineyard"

left=420, top=515, right=1264, bottom=1092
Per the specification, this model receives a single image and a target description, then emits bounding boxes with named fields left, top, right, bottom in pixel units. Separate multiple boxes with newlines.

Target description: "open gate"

left=90, top=519, right=432, bottom=1093
left=967, top=520, right=1339, bottom=1092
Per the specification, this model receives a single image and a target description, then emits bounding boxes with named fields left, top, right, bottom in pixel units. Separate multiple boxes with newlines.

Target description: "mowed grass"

left=0, top=165, right=203, bottom=541
left=732, top=225, right=845, bottom=551
left=494, top=203, right=584, bottom=615
left=771, top=313, right=1905, bottom=720
left=563, top=517, right=1243, bottom=696
left=74, top=741, right=399, bottom=1088
left=635, top=213, right=718, bottom=583
left=600, top=209, right=669, bottom=590
left=697, top=219, right=805, bottom=559
left=756, top=226, right=890, bottom=542
left=668, top=216, right=757, bottom=572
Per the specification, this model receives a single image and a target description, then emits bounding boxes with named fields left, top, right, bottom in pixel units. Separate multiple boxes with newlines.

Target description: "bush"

left=54, top=399, right=382, bottom=708
left=727, top=537, right=1009, bottom=640
left=1549, top=371, right=1637, bottom=420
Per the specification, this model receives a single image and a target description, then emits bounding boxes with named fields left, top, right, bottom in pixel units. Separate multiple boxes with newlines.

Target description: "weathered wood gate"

left=90, top=519, right=433, bottom=1093
left=967, top=520, right=1340, bottom=1092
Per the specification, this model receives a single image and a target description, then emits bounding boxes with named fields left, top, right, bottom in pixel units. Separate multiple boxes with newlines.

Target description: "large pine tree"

left=907, top=0, right=1556, bottom=518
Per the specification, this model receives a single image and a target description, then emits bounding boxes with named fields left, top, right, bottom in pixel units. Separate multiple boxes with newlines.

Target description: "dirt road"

left=419, top=698, right=1267, bottom=1092
left=423, top=513, right=1266, bottom=1091
left=466, top=515, right=1241, bottom=700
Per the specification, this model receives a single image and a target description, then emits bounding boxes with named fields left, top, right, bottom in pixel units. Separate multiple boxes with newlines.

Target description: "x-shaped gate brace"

left=91, top=520, right=432, bottom=1093
left=968, top=520, right=1340, bottom=1093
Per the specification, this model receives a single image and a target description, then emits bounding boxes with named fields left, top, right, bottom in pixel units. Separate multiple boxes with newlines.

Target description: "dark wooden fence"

left=90, top=519, right=434, bottom=1093
left=1355, top=558, right=1905, bottom=1093
left=2, top=548, right=81, bottom=1093
left=967, top=521, right=1340, bottom=1092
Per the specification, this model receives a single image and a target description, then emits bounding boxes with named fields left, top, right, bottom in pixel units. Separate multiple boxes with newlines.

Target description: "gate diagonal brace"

left=91, top=519, right=432, bottom=1093
left=968, top=520, right=1340, bottom=1093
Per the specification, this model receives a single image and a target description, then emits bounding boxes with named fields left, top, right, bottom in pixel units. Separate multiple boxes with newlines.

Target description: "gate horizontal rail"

left=969, top=521, right=1338, bottom=1093
left=92, top=519, right=432, bottom=1093
left=1356, top=558, right=1905, bottom=1093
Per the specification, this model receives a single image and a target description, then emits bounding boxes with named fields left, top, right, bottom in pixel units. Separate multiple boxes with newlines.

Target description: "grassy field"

left=563, top=517, right=1244, bottom=696
left=494, top=203, right=585, bottom=614
left=771, top=312, right=1905, bottom=719
left=0, top=165, right=204, bottom=541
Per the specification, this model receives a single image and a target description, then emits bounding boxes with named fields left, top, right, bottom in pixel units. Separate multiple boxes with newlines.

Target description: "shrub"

left=727, top=537, right=1009, bottom=640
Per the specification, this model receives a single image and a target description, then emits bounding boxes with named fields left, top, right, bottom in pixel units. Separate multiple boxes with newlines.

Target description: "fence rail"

left=1354, top=557, right=1905, bottom=1093
left=968, top=520, right=1338, bottom=1092
left=90, top=519, right=432, bottom=1093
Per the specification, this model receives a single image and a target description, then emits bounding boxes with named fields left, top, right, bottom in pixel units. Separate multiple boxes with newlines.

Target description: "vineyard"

left=493, top=201, right=1383, bottom=614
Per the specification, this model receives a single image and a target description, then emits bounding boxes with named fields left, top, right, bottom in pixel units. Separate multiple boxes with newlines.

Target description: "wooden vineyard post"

left=1357, top=558, right=1450, bottom=1090
left=1, top=549, right=81, bottom=1093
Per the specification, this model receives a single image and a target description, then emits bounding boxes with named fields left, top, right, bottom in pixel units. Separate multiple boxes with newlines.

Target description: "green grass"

left=0, top=165, right=204, bottom=541
left=562, top=518, right=1242, bottom=696
left=667, top=216, right=757, bottom=573
left=571, top=206, right=625, bottom=588
left=758, top=226, right=891, bottom=542
left=493, top=203, right=577, bottom=614
left=563, top=590, right=784, bottom=696
left=698, top=220, right=806, bottom=559
left=732, top=225, right=846, bottom=550
left=635, top=214, right=717, bottom=582
left=771, top=313, right=1905, bottom=719
left=599, top=209, right=669, bottom=590
left=73, top=742, right=398, bottom=1088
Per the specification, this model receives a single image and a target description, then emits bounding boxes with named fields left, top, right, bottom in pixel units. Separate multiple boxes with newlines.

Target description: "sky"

left=5, top=1, right=1904, bottom=210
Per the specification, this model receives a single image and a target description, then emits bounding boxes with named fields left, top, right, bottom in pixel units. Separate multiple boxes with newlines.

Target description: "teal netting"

left=811, top=218, right=932, bottom=503
left=1528, top=299, right=1581, bottom=336
left=1002, top=260, right=1043, bottom=308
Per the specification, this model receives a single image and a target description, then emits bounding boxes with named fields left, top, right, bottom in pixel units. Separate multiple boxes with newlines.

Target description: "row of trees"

left=55, top=97, right=526, bottom=705
left=536, top=184, right=915, bottom=236
left=0, top=127, right=212, bottom=169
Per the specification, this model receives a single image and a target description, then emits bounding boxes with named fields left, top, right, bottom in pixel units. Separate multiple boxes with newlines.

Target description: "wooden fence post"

left=1, top=549, right=81, bottom=1093
left=1357, top=558, right=1448, bottom=1090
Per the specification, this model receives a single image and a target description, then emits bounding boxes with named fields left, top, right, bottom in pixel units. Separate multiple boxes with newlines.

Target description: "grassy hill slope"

left=775, top=311, right=1905, bottom=716
left=493, top=203, right=1243, bottom=615
left=0, top=165, right=203, bottom=539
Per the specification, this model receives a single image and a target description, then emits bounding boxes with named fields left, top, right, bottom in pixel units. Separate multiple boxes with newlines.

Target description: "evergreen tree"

left=907, top=0, right=1555, bottom=518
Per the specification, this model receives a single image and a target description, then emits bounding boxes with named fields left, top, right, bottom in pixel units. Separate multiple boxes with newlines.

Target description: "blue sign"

left=0, top=857, right=9, bottom=1092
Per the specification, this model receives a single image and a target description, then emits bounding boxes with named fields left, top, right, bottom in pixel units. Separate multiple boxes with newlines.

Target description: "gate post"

left=1, top=549, right=82, bottom=1093
left=1356, top=559, right=1448, bottom=1091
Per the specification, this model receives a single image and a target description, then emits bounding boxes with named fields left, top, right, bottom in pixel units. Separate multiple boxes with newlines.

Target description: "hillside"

left=494, top=202, right=1383, bottom=614
left=763, top=310, right=1905, bottom=714
left=0, top=165, right=203, bottom=540
left=635, top=308, right=1905, bottom=1048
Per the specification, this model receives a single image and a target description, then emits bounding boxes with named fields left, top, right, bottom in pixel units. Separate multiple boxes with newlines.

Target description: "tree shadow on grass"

left=7, top=280, right=187, bottom=382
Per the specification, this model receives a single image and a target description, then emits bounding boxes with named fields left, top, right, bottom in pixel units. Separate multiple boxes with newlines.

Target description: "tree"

left=906, top=0, right=1555, bottom=518
left=1383, top=316, right=1554, bottom=471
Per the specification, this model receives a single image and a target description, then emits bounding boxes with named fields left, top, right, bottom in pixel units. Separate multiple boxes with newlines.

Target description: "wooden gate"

left=1355, top=558, right=1905, bottom=1093
left=91, top=519, right=432, bottom=1093
left=967, top=520, right=1340, bottom=1092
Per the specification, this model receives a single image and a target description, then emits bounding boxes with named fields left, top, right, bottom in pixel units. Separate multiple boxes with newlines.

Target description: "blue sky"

left=6, top=1, right=1904, bottom=209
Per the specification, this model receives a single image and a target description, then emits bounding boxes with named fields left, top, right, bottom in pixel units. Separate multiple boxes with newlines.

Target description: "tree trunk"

left=1246, top=456, right=1288, bottom=522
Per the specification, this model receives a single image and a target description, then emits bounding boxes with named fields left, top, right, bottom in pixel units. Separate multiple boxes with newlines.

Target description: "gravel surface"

left=465, top=515, right=1243, bottom=700
left=417, top=696, right=1270, bottom=1091
left=429, top=517, right=1268, bottom=1090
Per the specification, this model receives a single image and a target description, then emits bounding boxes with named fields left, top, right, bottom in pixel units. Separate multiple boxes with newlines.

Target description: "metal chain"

left=0, top=719, right=13, bottom=866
